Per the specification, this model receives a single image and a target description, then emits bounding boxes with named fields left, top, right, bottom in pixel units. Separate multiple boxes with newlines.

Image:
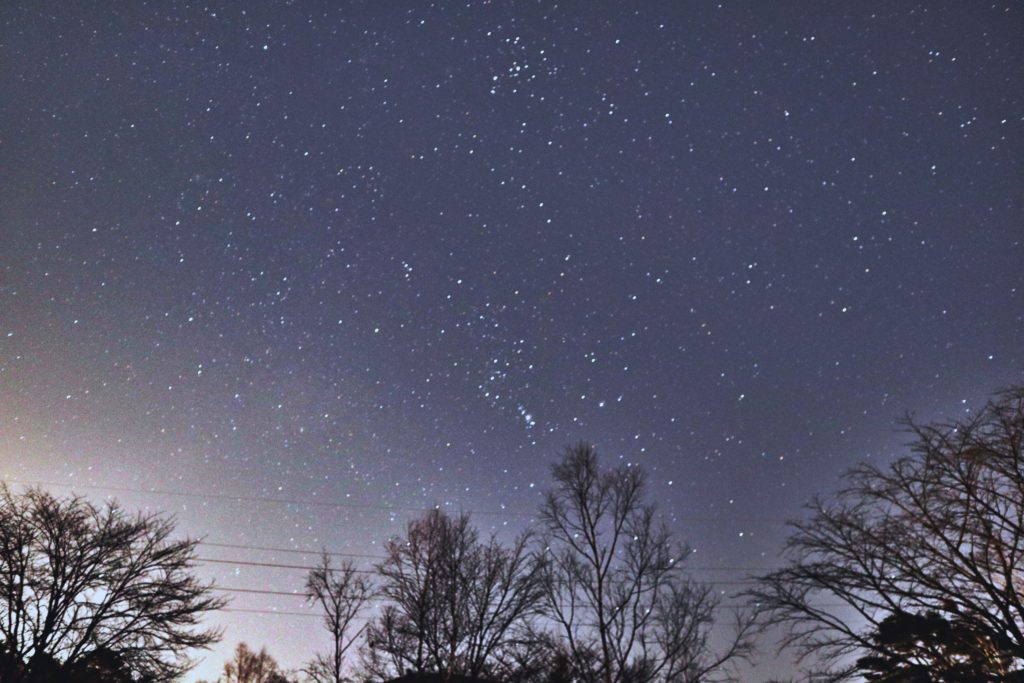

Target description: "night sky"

left=1, top=2, right=1021, bottom=679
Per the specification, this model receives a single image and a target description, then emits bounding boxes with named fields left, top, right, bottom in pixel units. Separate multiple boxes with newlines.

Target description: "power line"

left=198, top=557, right=375, bottom=574
left=209, top=579, right=851, bottom=615
left=198, top=541, right=783, bottom=572
left=4, top=477, right=530, bottom=518
left=217, top=603, right=852, bottom=618
left=197, top=554, right=778, bottom=576
left=200, top=559, right=767, bottom=590
left=222, top=608, right=321, bottom=618
left=201, top=541, right=383, bottom=560
left=217, top=586, right=307, bottom=598
left=6, top=476, right=793, bottom=575
left=3, top=477, right=794, bottom=524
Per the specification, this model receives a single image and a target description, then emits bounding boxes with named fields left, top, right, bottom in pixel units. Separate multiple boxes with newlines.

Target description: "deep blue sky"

left=1, top=2, right=1021, bottom=679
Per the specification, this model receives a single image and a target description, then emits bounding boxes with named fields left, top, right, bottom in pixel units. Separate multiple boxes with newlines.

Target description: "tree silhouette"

left=363, top=509, right=544, bottom=679
left=747, top=385, right=1024, bottom=680
left=219, top=642, right=293, bottom=683
left=0, top=485, right=224, bottom=682
left=303, top=553, right=374, bottom=683
left=0, top=645, right=147, bottom=683
left=489, top=629, right=586, bottom=683
left=537, top=443, right=756, bottom=683
left=856, top=610, right=1021, bottom=682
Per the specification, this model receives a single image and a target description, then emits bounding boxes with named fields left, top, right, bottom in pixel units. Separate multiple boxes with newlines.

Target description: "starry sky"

left=1, top=1, right=1021, bottom=679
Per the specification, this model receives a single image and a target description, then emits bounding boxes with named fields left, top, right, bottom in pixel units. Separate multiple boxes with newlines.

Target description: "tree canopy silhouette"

left=362, top=509, right=543, bottom=680
left=217, top=642, right=294, bottom=683
left=0, top=485, right=225, bottom=682
left=855, top=610, right=1023, bottom=682
left=537, top=443, right=756, bottom=683
left=747, top=385, right=1024, bottom=680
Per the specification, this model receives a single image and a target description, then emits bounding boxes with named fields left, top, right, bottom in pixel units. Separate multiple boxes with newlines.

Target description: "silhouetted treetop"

left=538, top=442, right=756, bottom=683
left=0, top=485, right=225, bottom=682
left=748, top=384, right=1024, bottom=681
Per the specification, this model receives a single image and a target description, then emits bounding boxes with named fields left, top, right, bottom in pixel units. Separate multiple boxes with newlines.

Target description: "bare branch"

left=747, top=385, right=1024, bottom=680
left=539, top=442, right=754, bottom=683
left=0, top=485, right=225, bottom=682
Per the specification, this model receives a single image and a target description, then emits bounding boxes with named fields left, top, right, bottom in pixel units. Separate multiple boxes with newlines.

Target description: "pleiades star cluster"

left=1, top=2, right=1020, bottom=678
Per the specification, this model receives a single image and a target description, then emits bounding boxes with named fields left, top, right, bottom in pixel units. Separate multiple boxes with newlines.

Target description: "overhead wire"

left=198, top=557, right=768, bottom=586
left=222, top=608, right=321, bottom=618
left=0, top=479, right=865, bottom=629
left=5, top=478, right=801, bottom=604
left=200, top=541, right=383, bottom=559
left=2, top=477, right=796, bottom=524
left=196, top=540, right=784, bottom=572
left=2, top=477, right=527, bottom=518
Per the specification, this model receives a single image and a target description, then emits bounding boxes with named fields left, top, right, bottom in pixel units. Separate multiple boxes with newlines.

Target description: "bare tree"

left=363, top=508, right=544, bottom=679
left=0, top=485, right=224, bottom=682
left=487, top=627, right=585, bottom=683
left=359, top=604, right=419, bottom=680
left=220, top=642, right=292, bottom=683
left=747, top=385, right=1024, bottom=680
left=538, top=443, right=756, bottom=683
left=304, top=553, right=374, bottom=683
